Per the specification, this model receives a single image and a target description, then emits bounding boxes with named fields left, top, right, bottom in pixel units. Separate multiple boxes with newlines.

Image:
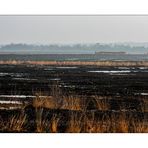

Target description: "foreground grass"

left=0, top=93, right=147, bottom=133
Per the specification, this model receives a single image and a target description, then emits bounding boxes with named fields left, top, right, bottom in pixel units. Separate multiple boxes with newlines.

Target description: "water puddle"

left=88, top=70, right=131, bottom=73
left=0, top=72, right=26, bottom=77
left=50, top=78, right=61, bottom=81
left=135, top=93, right=148, bottom=95
left=56, top=67, right=77, bottom=69
left=0, top=100, right=22, bottom=104
left=12, top=78, right=37, bottom=81
left=0, top=95, right=35, bottom=98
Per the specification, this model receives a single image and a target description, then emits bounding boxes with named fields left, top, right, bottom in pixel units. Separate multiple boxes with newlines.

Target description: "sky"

left=0, top=15, right=148, bottom=44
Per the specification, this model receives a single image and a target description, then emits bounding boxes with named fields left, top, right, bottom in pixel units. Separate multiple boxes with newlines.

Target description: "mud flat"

left=0, top=64, right=147, bottom=133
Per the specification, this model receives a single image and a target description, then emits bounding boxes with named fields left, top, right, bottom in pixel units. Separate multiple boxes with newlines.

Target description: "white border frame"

left=0, top=0, right=148, bottom=14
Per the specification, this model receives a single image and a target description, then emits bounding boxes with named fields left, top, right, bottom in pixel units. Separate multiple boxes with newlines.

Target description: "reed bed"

left=0, top=89, right=147, bottom=133
left=1, top=60, right=148, bottom=67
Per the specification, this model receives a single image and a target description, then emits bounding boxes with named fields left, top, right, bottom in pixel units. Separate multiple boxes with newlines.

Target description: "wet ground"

left=1, top=54, right=148, bottom=61
left=0, top=64, right=148, bottom=110
left=0, top=64, right=148, bottom=97
left=0, top=64, right=147, bottom=132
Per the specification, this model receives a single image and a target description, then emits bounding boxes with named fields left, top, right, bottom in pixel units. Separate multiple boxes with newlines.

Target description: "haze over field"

left=1, top=16, right=148, bottom=44
left=0, top=16, right=148, bottom=54
left=0, top=43, right=148, bottom=54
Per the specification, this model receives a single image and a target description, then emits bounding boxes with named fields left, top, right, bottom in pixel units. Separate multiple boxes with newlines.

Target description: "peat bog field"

left=0, top=64, right=147, bottom=133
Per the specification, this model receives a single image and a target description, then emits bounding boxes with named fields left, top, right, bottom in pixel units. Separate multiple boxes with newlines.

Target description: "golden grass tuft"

left=62, top=95, right=84, bottom=111
left=33, top=96, right=57, bottom=109
left=4, top=114, right=26, bottom=132
left=66, top=112, right=83, bottom=133
left=92, top=96, right=110, bottom=111
left=0, top=86, right=147, bottom=133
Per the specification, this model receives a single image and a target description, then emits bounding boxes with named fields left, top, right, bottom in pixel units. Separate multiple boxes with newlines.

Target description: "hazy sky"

left=0, top=15, right=148, bottom=44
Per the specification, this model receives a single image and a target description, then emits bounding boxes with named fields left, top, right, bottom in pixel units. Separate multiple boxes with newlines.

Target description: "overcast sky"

left=0, top=15, right=148, bottom=44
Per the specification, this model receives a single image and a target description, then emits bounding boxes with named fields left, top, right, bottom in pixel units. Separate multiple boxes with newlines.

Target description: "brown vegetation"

left=0, top=93, right=147, bottom=133
left=1, top=60, right=148, bottom=67
left=2, top=114, right=26, bottom=132
left=0, top=79, right=147, bottom=133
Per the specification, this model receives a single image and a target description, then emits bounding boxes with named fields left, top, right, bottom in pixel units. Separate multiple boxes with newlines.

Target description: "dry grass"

left=62, top=95, right=84, bottom=111
left=35, top=114, right=60, bottom=133
left=116, top=114, right=129, bottom=133
left=30, top=91, right=147, bottom=133
left=2, top=113, right=26, bottom=132
left=92, top=95, right=109, bottom=111
left=33, top=96, right=57, bottom=109
left=34, top=91, right=60, bottom=133
left=33, top=95, right=83, bottom=110
left=1, top=60, right=148, bottom=67
left=66, top=112, right=83, bottom=133
left=0, top=89, right=147, bottom=133
left=66, top=112, right=131, bottom=133
left=133, top=122, right=148, bottom=133
left=33, top=94, right=109, bottom=112
left=49, top=114, right=60, bottom=133
left=35, top=107, right=60, bottom=133
left=0, top=108, right=147, bottom=133
left=83, top=112, right=102, bottom=133
left=35, top=107, right=44, bottom=132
